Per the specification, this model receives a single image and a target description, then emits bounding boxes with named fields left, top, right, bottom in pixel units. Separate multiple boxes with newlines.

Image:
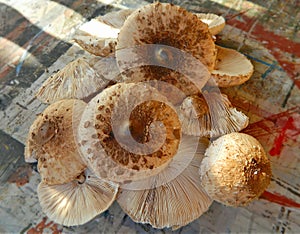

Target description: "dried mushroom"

left=36, top=57, right=109, bottom=104
left=38, top=169, right=118, bottom=226
left=212, top=45, right=254, bottom=87
left=25, top=99, right=87, bottom=185
left=117, top=136, right=212, bottom=230
left=116, top=2, right=216, bottom=97
left=178, top=91, right=248, bottom=137
left=97, top=9, right=134, bottom=29
left=195, top=13, right=225, bottom=35
left=77, top=82, right=181, bottom=183
left=199, top=132, right=272, bottom=206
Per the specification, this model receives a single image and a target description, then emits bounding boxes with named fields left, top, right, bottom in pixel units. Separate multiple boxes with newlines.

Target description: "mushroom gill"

left=117, top=136, right=212, bottom=230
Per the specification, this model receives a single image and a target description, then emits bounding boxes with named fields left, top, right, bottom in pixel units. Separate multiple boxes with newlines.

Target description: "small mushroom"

left=77, top=82, right=181, bottom=183
left=96, top=9, right=134, bottom=29
left=115, top=2, right=216, bottom=97
left=117, top=136, right=212, bottom=230
left=74, top=36, right=117, bottom=57
left=199, top=132, right=272, bottom=206
left=178, top=91, right=249, bottom=137
left=36, top=57, right=109, bottom=104
left=38, top=169, right=118, bottom=226
left=195, top=13, right=225, bottom=36
left=25, top=99, right=87, bottom=185
left=212, top=45, right=254, bottom=87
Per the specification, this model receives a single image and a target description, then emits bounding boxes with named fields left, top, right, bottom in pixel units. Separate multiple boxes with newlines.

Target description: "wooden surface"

left=0, top=0, right=299, bottom=233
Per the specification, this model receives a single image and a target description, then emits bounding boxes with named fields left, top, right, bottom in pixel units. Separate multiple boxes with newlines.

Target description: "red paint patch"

left=269, top=117, right=294, bottom=156
left=7, top=164, right=32, bottom=186
left=227, top=15, right=300, bottom=88
left=260, top=191, right=300, bottom=208
left=27, top=217, right=62, bottom=234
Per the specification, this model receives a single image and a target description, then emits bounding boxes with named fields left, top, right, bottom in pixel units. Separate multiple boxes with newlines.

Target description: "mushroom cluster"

left=25, top=2, right=272, bottom=230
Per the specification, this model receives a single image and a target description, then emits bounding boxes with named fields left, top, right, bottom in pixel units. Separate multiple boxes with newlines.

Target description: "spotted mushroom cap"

left=195, top=13, right=225, bottom=36
left=25, top=99, right=87, bottom=185
left=199, top=132, right=272, bottom=206
left=212, top=45, right=254, bottom=87
left=38, top=169, right=118, bottom=226
left=117, top=136, right=212, bottom=230
left=178, top=92, right=249, bottom=137
left=36, top=57, right=109, bottom=104
left=77, top=82, right=181, bottom=183
left=116, top=2, right=215, bottom=97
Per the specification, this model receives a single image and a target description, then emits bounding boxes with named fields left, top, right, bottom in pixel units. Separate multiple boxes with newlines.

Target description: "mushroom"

left=211, top=45, right=254, bottom=87
left=115, top=2, right=216, bottom=98
left=97, top=9, right=134, bottom=29
left=195, top=13, right=225, bottom=36
left=178, top=91, right=249, bottom=137
left=74, top=36, right=117, bottom=57
left=37, top=169, right=118, bottom=226
left=25, top=99, right=87, bottom=185
left=36, top=57, right=110, bottom=104
left=199, top=132, right=272, bottom=206
left=117, top=136, right=213, bottom=230
left=77, top=82, right=181, bottom=183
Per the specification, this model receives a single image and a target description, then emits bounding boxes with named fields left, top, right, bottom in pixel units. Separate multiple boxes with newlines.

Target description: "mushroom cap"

left=195, top=13, right=225, bottom=35
left=96, top=9, right=134, bottom=29
left=37, top=169, right=118, bottom=226
left=212, top=46, right=254, bottom=87
left=178, top=91, right=249, bottom=137
left=25, top=99, right=87, bottom=185
left=36, top=57, right=109, bottom=104
left=77, top=82, right=181, bottom=183
left=199, top=132, right=272, bottom=206
left=117, top=136, right=212, bottom=230
left=74, top=36, right=117, bottom=57
left=116, top=2, right=215, bottom=97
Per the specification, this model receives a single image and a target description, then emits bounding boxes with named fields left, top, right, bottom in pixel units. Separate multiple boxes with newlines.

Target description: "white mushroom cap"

left=178, top=92, right=249, bottom=137
left=25, top=99, right=87, bottom=185
left=96, top=9, right=134, bottom=29
left=36, top=57, right=109, bottom=104
left=77, top=82, right=181, bottom=183
left=195, top=13, right=225, bottom=35
left=116, top=2, right=216, bottom=97
left=117, top=136, right=212, bottom=230
left=199, top=132, right=272, bottom=206
left=212, top=46, right=254, bottom=87
left=37, top=169, right=118, bottom=226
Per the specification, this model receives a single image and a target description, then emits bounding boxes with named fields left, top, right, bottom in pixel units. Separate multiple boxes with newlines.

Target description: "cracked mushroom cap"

left=25, top=99, right=87, bottom=185
left=38, top=169, right=118, bottom=226
left=77, top=82, right=181, bottom=183
left=117, top=136, right=212, bottom=230
left=199, top=132, right=272, bottom=206
left=36, top=57, right=109, bottom=104
left=195, top=13, right=225, bottom=36
left=178, top=91, right=249, bottom=137
left=116, top=2, right=215, bottom=97
left=212, top=46, right=254, bottom=87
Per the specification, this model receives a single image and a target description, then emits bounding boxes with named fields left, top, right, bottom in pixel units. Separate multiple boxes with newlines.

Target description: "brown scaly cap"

left=178, top=92, right=249, bottom=137
left=199, top=132, right=272, bottom=206
left=77, top=82, right=181, bottom=183
left=25, top=99, right=87, bottom=185
left=36, top=57, right=109, bottom=104
left=38, top=169, right=118, bottom=226
left=117, top=136, right=212, bottom=230
left=116, top=3, right=216, bottom=98
left=195, top=13, right=225, bottom=36
left=212, top=45, right=254, bottom=87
